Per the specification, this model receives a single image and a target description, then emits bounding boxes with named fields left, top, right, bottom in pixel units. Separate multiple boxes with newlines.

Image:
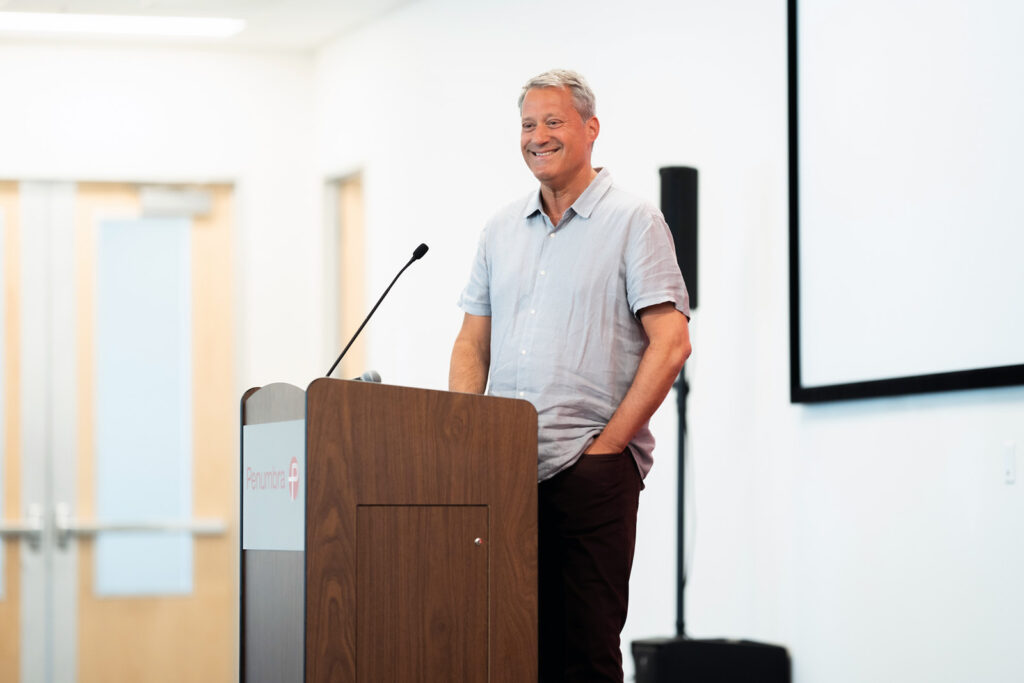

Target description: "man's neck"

left=540, top=167, right=598, bottom=226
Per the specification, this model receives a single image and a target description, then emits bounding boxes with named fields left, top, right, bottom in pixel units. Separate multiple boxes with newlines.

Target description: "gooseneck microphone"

left=325, top=243, right=429, bottom=378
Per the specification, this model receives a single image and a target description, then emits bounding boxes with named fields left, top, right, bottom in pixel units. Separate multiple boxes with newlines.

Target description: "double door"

left=0, top=181, right=235, bottom=682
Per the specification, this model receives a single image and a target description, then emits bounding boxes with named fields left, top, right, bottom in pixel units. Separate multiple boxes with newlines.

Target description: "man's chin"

left=526, top=162, right=557, bottom=183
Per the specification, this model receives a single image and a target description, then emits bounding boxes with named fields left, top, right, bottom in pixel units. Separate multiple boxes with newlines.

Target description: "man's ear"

left=587, top=116, right=600, bottom=143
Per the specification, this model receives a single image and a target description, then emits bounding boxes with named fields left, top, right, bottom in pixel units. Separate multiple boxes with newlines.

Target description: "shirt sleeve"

left=624, top=208, right=691, bottom=319
left=456, top=226, right=492, bottom=316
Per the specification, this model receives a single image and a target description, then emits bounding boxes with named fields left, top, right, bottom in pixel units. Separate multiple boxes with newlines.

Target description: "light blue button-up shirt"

left=458, top=169, right=689, bottom=481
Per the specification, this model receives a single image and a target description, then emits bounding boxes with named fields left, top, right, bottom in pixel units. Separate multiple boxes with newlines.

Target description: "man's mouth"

left=532, top=149, right=558, bottom=158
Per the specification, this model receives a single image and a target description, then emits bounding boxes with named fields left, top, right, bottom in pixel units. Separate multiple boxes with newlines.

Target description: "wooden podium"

left=240, top=378, right=538, bottom=682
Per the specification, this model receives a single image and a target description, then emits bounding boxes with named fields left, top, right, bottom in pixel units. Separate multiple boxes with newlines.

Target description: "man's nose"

left=530, top=125, right=550, bottom=145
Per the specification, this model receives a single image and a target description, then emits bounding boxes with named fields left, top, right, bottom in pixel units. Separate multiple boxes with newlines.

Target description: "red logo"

left=287, top=457, right=300, bottom=501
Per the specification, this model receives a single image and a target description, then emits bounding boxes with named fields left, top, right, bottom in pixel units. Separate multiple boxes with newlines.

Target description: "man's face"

left=520, top=86, right=598, bottom=189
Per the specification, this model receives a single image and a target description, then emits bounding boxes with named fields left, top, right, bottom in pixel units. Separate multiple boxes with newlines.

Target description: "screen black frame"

left=787, top=0, right=1024, bottom=403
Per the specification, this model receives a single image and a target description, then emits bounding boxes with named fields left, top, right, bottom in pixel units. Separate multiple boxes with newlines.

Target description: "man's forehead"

left=521, top=86, right=575, bottom=117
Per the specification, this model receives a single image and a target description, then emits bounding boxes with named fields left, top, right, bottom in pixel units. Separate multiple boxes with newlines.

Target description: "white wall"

left=313, top=1, right=1024, bottom=681
left=0, top=41, right=321, bottom=391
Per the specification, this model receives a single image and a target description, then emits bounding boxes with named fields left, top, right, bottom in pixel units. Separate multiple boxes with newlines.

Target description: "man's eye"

left=547, top=120, right=563, bottom=128
left=522, top=123, right=535, bottom=131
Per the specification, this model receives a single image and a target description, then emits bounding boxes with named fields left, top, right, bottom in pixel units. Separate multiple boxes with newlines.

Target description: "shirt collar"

left=522, top=189, right=543, bottom=219
left=571, top=167, right=612, bottom=219
left=522, top=167, right=613, bottom=220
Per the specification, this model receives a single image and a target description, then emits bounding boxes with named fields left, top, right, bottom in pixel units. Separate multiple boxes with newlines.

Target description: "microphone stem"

left=326, top=255, right=416, bottom=378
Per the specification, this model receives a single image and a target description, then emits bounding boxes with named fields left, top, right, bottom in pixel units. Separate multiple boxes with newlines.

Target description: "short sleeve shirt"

left=458, top=168, right=690, bottom=481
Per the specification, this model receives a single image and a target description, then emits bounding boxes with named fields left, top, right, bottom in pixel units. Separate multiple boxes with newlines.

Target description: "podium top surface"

left=243, top=379, right=538, bottom=427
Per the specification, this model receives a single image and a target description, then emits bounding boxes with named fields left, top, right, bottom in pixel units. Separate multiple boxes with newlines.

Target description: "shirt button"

left=539, top=270, right=546, bottom=276
left=518, top=391, right=525, bottom=397
left=548, top=232, right=555, bottom=239
left=530, top=309, right=536, bottom=315
left=521, top=349, right=527, bottom=355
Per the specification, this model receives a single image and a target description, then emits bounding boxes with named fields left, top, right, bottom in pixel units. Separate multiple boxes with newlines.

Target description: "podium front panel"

left=305, top=379, right=537, bottom=683
left=356, top=505, right=488, bottom=682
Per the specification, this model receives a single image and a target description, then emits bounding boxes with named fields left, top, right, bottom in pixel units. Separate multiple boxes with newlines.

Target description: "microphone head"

left=352, top=369, right=381, bottom=382
left=412, top=243, right=429, bottom=260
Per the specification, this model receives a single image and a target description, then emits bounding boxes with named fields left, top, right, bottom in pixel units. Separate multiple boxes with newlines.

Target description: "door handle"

left=0, top=503, right=45, bottom=550
left=54, top=502, right=226, bottom=550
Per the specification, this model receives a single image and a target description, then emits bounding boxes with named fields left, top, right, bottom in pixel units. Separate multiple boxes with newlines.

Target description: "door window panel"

left=95, top=218, right=193, bottom=595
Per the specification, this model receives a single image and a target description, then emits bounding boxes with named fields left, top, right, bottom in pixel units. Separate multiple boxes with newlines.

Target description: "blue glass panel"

left=94, top=218, right=193, bottom=596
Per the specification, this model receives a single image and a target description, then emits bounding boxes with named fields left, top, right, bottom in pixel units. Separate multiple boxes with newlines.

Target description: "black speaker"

left=632, top=637, right=791, bottom=683
left=659, top=166, right=698, bottom=310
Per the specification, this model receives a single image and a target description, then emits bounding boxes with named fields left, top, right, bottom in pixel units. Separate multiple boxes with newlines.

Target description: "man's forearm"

left=449, top=313, right=492, bottom=394
left=587, top=309, right=691, bottom=454
left=449, top=339, right=489, bottom=393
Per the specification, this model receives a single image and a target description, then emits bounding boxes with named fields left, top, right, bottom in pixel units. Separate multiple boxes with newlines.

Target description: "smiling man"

left=450, top=69, right=691, bottom=682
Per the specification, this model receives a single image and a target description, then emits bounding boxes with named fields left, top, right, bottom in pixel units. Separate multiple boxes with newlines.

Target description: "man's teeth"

left=534, top=150, right=555, bottom=157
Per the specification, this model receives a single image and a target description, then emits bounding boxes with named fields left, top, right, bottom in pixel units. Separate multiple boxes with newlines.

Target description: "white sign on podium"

left=241, top=419, right=305, bottom=551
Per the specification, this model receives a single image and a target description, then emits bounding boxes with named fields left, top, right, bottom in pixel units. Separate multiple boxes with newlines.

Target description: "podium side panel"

left=240, top=383, right=305, bottom=683
left=243, top=551, right=304, bottom=683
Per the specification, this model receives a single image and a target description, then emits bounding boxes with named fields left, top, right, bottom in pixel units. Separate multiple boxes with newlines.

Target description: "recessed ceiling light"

left=0, top=11, right=245, bottom=38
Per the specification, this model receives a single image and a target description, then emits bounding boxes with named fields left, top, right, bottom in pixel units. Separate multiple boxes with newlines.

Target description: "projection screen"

left=789, top=0, right=1024, bottom=402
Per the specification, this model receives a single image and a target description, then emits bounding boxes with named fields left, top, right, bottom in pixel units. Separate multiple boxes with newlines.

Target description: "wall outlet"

left=1005, top=442, right=1017, bottom=485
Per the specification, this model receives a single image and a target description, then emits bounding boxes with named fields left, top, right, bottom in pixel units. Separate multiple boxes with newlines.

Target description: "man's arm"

left=585, top=302, right=691, bottom=454
left=449, top=313, right=492, bottom=393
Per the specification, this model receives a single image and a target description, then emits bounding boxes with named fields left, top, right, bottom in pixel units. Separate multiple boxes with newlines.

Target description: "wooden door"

left=0, top=181, right=23, bottom=683
left=0, top=181, right=236, bottom=682
left=74, top=183, right=235, bottom=683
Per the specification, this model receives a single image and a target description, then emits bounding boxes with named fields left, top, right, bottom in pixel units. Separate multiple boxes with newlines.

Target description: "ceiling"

left=0, top=0, right=420, bottom=50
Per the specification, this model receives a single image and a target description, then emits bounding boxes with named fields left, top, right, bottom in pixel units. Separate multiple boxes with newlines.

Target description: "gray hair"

left=518, top=69, right=596, bottom=121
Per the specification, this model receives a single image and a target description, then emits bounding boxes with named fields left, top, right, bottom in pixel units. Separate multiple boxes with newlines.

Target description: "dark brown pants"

left=538, top=450, right=642, bottom=683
